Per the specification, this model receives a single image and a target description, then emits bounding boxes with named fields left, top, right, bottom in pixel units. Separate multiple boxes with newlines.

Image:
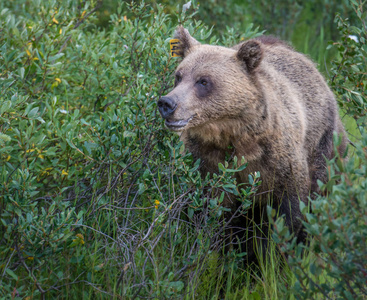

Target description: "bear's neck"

left=182, top=119, right=266, bottom=172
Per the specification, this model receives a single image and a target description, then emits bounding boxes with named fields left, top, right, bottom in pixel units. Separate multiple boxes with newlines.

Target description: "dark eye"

left=195, top=77, right=212, bottom=98
left=175, top=74, right=182, bottom=86
left=197, top=79, right=208, bottom=86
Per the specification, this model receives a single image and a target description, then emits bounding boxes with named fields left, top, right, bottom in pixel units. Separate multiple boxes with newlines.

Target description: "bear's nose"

left=158, top=97, right=177, bottom=119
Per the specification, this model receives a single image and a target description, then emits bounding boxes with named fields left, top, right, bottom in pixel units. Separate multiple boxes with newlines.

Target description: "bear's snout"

left=158, top=96, right=177, bottom=119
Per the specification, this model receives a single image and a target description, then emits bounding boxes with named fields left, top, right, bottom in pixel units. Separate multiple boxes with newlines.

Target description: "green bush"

left=0, top=1, right=263, bottom=298
left=329, top=1, right=367, bottom=129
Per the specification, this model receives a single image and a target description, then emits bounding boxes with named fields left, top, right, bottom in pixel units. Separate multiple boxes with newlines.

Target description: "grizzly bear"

left=158, top=26, right=348, bottom=262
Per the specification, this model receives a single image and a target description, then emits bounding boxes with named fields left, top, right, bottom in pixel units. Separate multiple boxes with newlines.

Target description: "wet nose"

left=158, top=97, right=177, bottom=119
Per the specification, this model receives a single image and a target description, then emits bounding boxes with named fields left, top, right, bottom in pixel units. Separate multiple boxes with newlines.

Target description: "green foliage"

left=93, top=0, right=357, bottom=69
left=0, top=0, right=180, bottom=297
left=328, top=1, right=367, bottom=129
left=118, top=0, right=357, bottom=71
left=0, top=1, right=263, bottom=298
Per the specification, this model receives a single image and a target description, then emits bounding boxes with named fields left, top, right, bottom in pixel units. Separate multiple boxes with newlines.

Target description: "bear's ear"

left=174, top=26, right=200, bottom=57
left=236, top=40, right=263, bottom=72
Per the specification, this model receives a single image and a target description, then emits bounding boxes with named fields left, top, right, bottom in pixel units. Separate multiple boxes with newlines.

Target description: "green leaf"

left=248, top=174, right=254, bottom=185
left=219, top=191, right=225, bottom=203
left=36, top=117, right=45, bottom=123
left=188, top=208, right=194, bottom=219
left=218, top=163, right=226, bottom=172
left=0, top=133, right=11, bottom=143
left=27, top=107, right=39, bottom=119
left=48, top=53, right=64, bottom=62
left=0, top=100, right=12, bottom=115
left=6, top=269, right=18, bottom=281
left=249, top=291, right=261, bottom=300
left=123, top=131, right=136, bottom=138
left=26, top=213, right=33, bottom=223
left=19, top=67, right=25, bottom=79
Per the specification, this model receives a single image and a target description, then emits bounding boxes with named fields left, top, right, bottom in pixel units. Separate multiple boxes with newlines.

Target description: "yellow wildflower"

left=154, top=200, right=160, bottom=209
left=73, top=233, right=85, bottom=245
left=55, top=78, right=61, bottom=83
left=61, top=169, right=68, bottom=176
left=52, top=17, right=59, bottom=24
left=41, top=167, right=53, bottom=176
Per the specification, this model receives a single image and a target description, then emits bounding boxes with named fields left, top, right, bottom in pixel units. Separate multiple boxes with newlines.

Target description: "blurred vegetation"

left=0, top=0, right=366, bottom=298
left=95, top=0, right=358, bottom=70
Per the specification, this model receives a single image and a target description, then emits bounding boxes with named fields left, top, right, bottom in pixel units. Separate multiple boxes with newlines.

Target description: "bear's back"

left=254, top=39, right=343, bottom=157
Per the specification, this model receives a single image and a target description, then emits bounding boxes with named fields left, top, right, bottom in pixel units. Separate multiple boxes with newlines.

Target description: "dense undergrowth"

left=0, top=0, right=366, bottom=299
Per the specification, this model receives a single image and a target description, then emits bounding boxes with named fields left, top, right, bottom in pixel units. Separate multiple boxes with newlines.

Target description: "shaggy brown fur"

left=158, top=26, right=348, bottom=262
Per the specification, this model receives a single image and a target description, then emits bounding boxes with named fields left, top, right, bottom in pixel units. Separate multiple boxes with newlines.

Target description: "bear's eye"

left=195, top=77, right=212, bottom=98
left=175, top=74, right=182, bottom=86
left=197, top=79, right=208, bottom=86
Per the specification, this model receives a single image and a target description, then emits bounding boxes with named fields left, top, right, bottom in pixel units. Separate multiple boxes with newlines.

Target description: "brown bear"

left=158, top=26, right=348, bottom=262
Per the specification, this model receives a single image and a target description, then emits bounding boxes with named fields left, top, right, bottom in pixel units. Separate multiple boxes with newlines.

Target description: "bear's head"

left=158, top=26, right=265, bottom=139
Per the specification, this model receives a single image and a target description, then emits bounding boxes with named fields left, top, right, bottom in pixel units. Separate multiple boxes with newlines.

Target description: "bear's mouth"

left=165, top=116, right=194, bottom=131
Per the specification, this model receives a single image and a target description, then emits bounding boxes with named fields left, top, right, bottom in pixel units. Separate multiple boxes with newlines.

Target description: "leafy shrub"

left=329, top=0, right=367, bottom=129
left=0, top=1, right=262, bottom=298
